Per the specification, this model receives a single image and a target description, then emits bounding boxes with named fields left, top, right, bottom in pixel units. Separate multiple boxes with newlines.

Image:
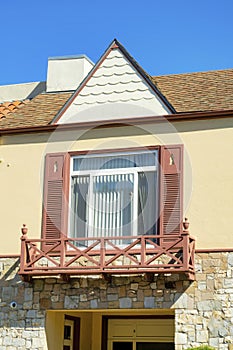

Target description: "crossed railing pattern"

left=19, top=227, right=195, bottom=280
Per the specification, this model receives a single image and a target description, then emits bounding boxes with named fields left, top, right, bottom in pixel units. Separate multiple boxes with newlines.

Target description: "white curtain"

left=91, top=173, right=134, bottom=239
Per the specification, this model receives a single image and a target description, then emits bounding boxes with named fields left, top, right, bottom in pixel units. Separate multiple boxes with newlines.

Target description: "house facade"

left=0, top=39, right=233, bottom=350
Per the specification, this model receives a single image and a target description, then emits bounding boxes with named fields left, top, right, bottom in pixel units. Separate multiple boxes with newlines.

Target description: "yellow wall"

left=1, top=117, right=233, bottom=254
left=46, top=312, right=64, bottom=350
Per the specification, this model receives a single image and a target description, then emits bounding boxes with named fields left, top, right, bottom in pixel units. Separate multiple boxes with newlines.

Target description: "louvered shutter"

left=41, top=153, right=70, bottom=250
left=159, top=145, right=183, bottom=243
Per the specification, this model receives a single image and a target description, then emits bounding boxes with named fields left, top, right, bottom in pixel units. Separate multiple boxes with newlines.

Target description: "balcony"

left=19, top=219, right=195, bottom=281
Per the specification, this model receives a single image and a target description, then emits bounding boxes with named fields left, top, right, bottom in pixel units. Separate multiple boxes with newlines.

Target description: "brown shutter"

left=41, top=153, right=70, bottom=250
left=159, top=145, right=183, bottom=242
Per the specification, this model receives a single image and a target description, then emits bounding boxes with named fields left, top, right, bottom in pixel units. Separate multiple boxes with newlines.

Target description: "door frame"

left=64, top=315, right=80, bottom=350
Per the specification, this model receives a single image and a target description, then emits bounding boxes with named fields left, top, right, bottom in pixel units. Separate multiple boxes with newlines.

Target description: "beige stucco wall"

left=0, top=117, right=232, bottom=254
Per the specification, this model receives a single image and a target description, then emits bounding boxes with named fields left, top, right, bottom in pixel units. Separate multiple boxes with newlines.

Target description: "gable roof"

left=0, top=51, right=232, bottom=131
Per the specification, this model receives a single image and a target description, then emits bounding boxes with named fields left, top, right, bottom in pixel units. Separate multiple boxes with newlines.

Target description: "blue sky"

left=1, top=0, right=232, bottom=85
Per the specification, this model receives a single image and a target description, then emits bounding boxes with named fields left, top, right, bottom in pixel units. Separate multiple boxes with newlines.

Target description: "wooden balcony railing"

left=19, top=220, right=195, bottom=281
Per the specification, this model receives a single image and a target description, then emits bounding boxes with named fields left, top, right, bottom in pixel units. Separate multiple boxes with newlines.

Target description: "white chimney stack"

left=46, top=55, right=94, bottom=92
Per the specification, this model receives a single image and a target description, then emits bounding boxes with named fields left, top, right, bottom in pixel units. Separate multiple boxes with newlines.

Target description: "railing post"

left=20, top=224, right=28, bottom=273
left=60, top=234, right=67, bottom=268
left=181, top=218, right=190, bottom=271
left=141, top=236, right=145, bottom=266
left=100, top=238, right=105, bottom=271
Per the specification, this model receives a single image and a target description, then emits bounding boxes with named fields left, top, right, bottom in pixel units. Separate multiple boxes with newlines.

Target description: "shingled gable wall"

left=54, top=41, right=173, bottom=125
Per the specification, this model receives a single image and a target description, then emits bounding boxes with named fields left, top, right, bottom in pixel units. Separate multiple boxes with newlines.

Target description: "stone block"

left=198, top=281, right=207, bottom=290
left=79, top=301, right=90, bottom=309
left=197, top=300, right=221, bottom=311
left=44, top=284, right=53, bottom=291
left=144, top=297, right=155, bottom=308
left=64, top=296, right=79, bottom=309
left=26, top=310, right=36, bottom=319
left=39, top=297, right=51, bottom=310
left=174, top=293, right=194, bottom=309
left=196, top=330, right=208, bottom=342
left=71, top=281, right=80, bottom=289
left=228, top=254, right=233, bottom=267
left=137, top=289, right=144, bottom=301
left=150, top=282, right=157, bottom=289
left=118, top=286, right=126, bottom=297
left=33, top=280, right=44, bottom=292
left=223, top=279, right=233, bottom=288
left=143, top=289, right=152, bottom=297
left=132, top=301, right=143, bottom=308
left=52, top=302, right=64, bottom=309
left=90, top=299, right=98, bottom=309
left=107, top=294, right=118, bottom=301
left=32, top=337, right=44, bottom=348
left=45, top=278, right=57, bottom=284
left=176, top=333, right=187, bottom=345
left=23, top=301, right=33, bottom=310
left=209, top=337, right=219, bottom=348
left=119, top=297, right=132, bottom=308
left=80, top=294, right=87, bottom=302
left=80, top=278, right=88, bottom=288
left=12, top=338, right=26, bottom=347
left=51, top=295, right=59, bottom=303
left=130, top=283, right=138, bottom=290
left=2, top=287, right=13, bottom=301
left=108, top=301, right=119, bottom=308
left=24, top=288, right=33, bottom=302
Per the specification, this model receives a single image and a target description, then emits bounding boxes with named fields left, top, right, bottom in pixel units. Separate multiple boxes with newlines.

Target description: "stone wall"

left=0, top=252, right=233, bottom=350
left=0, top=258, right=46, bottom=350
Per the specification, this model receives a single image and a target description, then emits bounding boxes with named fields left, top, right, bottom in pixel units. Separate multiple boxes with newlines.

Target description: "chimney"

left=46, top=55, right=94, bottom=92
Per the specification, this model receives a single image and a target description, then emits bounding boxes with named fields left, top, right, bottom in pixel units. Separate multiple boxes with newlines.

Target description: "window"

left=69, top=151, right=158, bottom=240
left=42, top=145, right=183, bottom=246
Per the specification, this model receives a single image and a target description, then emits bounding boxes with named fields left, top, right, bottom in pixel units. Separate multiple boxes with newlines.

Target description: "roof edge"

left=1, top=109, right=233, bottom=136
left=152, top=67, right=233, bottom=78
left=48, top=54, right=94, bottom=66
left=113, top=39, right=176, bottom=114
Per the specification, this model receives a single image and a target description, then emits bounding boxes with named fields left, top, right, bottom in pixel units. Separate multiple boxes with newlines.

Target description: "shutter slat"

left=159, top=145, right=183, bottom=244
left=41, top=153, right=70, bottom=250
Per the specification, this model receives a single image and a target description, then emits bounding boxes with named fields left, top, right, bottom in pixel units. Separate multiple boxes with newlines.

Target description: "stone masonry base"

left=0, top=252, right=233, bottom=349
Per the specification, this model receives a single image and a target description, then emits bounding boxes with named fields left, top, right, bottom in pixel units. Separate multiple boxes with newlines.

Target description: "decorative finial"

left=183, top=217, right=189, bottom=231
left=21, top=224, right=28, bottom=235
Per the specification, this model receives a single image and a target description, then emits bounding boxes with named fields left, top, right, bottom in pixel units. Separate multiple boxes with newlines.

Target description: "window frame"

left=69, top=148, right=159, bottom=239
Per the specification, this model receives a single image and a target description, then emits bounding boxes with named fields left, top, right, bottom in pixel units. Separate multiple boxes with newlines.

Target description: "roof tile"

left=152, top=68, right=233, bottom=112
left=0, top=100, right=29, bottom=120
left=0, top=92, right=72, bottom=129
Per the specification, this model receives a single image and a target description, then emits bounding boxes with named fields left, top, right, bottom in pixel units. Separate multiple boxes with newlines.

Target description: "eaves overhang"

left=0, top=109, right=233, bottom=136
